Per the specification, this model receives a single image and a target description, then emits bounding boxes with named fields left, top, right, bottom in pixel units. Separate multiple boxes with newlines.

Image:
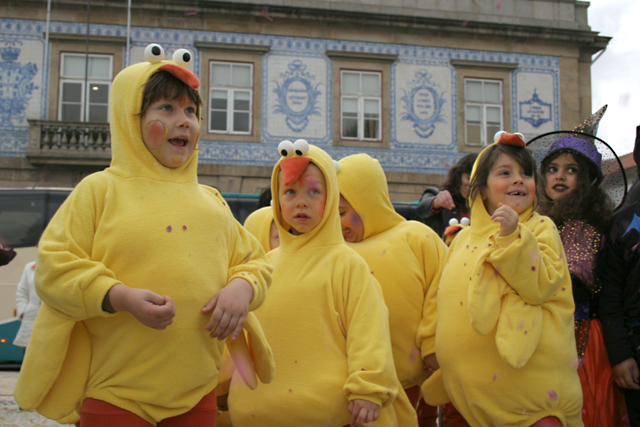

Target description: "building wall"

left=0, top=0, right=608, bottom=201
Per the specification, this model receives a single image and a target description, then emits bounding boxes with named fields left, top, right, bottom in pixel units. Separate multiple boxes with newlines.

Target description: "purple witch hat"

left=526, top=105, right=627, bottom=209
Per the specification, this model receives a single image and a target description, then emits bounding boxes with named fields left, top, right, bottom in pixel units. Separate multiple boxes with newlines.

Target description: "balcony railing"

left=26, top=120, right=112, bottom=166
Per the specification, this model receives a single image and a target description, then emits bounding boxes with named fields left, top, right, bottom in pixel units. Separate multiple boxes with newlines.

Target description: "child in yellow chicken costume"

left=336, top=153, right=447, bottom=426
left=228, top=140, right=414, bottom=427
left=423, top=132, right=583, bottom=426
left=243, top=206, right=278, bottom=252
left=14, top=44, right=273, bottom=426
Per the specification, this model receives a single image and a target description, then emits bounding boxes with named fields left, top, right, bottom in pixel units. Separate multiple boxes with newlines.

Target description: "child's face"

left=338, top=195, right=364, bottom=243
left=140, top=96, right=199, bottom=168
left=269, top=220, right=280, bottom=250
left=278, top=163, right=326, bottom=235
left=543, top=153, right=580, bottom=201
left=482, top=152, right=536, bottom=216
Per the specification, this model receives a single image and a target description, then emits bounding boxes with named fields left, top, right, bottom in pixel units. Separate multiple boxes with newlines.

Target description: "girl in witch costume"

left=422, top=131, right=583, bottom=427
left=529, top=105, right=629, bottom=427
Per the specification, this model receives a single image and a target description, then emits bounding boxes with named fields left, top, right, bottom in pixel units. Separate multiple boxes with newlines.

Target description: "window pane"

left=232, top=65, right=251, bottom=87
left=88, top=105, right=108, bottom=123
left=486, top=106, right=502, bottom=124
left=63, top=56, right=86, bottom=78
left=466, top=105, right=482, bottom=122
left=210, top=90, right=227, bottom=109
left=364, top=119, right=379, bottom=139
left=61, top=104, right=81, bottom=121
left=88, top=57, right=111, bottom=79
left=487, top=125, right=501, bottom=142
left=342, top=97, right=358, bottom=114
left=89, top=84, right=109, bottom=104
left=211, top=63, right=231, bottom=86
left=342, top=72, right=360, bottom=94
left=342, top=118, right=358, bottom=138
left=233, top=91, right=250, bottom=111
left=465, top=80, right=483, bottom=102
left=364, top=99, right=379, bottom=115
left=62, top=82, right=83, bottom=103
left=484, top=82, right=501, bottom=103
left=362, top=73, right=380, bottom=95
left=210, top=111, right=227, bottom=131
left=466, top=123, right=482, bottom=145
left=233, top=112, right=250, bottom=132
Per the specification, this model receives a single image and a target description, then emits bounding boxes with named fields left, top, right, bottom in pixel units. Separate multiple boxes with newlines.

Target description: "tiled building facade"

left=0, top=0, right=609, bottom=200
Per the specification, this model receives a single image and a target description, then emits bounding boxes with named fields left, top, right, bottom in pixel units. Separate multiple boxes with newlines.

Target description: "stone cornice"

left=194, top=41, right=270, bottom=53
left=325, top=50, right=398, bottom=62
left=46, top=32, right=127, bottom=44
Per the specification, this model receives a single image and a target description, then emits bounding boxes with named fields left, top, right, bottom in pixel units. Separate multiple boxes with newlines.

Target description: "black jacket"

left=598, top=199, right=640, bottom=365
left=416, top=187, right=464, bottom=237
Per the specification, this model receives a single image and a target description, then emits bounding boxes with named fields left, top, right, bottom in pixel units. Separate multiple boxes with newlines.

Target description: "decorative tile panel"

left=0, top=18, right=561, bottom=173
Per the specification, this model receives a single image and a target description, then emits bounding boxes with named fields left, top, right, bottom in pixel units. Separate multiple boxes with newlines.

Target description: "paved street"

left=0, top=371, right=58, bottom=427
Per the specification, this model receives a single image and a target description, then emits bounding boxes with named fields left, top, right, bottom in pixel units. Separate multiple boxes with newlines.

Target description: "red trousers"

left=76, top=389, right=217, bottom=427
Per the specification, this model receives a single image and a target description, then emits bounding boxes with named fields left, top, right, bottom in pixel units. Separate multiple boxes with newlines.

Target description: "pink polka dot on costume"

left=242, top=273, right=245, bottom=276
left=182, top=225, right=187, bottom=230
left=541, top=219, right=545, bottom=222
left=371, top=271, right=374, bottom=274
left=460, top=301, right=463, bottom=306
left=531, top=266, right=536, bottom=271
left=409, top=347, right=420, bottom=362
left=489, top=235, right=493, bottom=239
left=522, top=408, right=527, bottom=415
left=547, top=390, right=558, bottom=401
left=464, top=263, right=466, bottom=266
left=289, top=388, right=292, bottom=392
left=466, top=245, right=469, bottom=248
left=361, top=368, right=366, bottom=371
left=166, top=226, right=172, bottom=232
left=524, top=330, right=528, bottom=334
left=254, top=281, right=257, bottom=284
left=562, top=287, right=566, bottom=291
left=492, top=373, right=498, bottom=382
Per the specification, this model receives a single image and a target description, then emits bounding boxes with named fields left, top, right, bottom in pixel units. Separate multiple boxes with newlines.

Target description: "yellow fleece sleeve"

left=415, top=227, right=448, bottom=357
left=212, top=192, right=272, bottom=311
left=339, top=254, right=399, bottom=408
left=489, top=219, right=565, bottom=306
left=35, top=177, right=119, bottom=321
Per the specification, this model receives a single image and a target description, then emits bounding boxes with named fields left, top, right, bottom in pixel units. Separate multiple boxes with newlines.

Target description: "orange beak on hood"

left=158, top=64, right=200, bottom=89
left=496, top=132, right=526, bottom=147
left=280, top=156, right=312, bottom=185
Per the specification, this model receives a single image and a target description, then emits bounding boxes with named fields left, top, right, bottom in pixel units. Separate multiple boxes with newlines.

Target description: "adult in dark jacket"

left=416, top=153, right=477, bottom=237
left=599, top=125, right=640, bottom=426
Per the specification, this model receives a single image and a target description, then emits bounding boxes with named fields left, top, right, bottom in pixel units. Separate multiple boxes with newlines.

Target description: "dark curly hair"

left=468, top=144, right=541, bottom=211
left=538, top=150, right=613, bottom=230
left=442, top=153, right=478, bottom=212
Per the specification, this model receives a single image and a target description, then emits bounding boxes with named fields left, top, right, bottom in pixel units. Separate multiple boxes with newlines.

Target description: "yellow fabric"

left=243, top=206, right=274, bottom=253
left=229, top=145, right=407, bottom=426
left=427, top=143, right=583, bottom=426
left=14, top=60, right=272, bottom=425
left=337, top=153, right=447, bottom=389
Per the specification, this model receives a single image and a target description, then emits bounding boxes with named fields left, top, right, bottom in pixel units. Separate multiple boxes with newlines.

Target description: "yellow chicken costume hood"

left=271, top=139, right=344, bottom=252
left=422, top=133, right=582, bottom=426
left=243, top=206, right=275, bottom=253
left=337, top=153, right=405, bottom=239
left=14, top=45, right=273, bottom=424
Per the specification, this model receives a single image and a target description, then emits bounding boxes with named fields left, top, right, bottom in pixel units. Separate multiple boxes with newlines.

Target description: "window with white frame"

left=464, top=79, right=503, bottom=146
left=341, top=71, right=381, bottom=141
left=209, top=62, right=253, bottom=134
left=59, top=53, right=112, bottom=122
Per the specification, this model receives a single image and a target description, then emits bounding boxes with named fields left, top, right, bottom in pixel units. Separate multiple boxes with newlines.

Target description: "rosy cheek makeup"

left=144, top=120, right=167, bottom=149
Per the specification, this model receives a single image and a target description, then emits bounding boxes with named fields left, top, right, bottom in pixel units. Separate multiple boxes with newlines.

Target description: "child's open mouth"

left=552, top=184, right=568, bottom=192
left=295, top=213, right=310, bottom=220
left=168, top=138, right=188, bottom=148
left=507, top=191, right=525, bottom=196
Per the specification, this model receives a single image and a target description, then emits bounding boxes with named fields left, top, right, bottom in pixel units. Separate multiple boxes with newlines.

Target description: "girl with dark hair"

left=417, top=153, right=477, bottom=237
left=537, top=134, right=620, bottom=427
left=422, top=132, right=582, bottom=427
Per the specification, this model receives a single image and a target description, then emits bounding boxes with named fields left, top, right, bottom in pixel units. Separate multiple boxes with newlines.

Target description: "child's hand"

left=202, top=278, right=254, bottom=341
left=433, top=190, right=455, bottom=210
left=348, top=399, right=380, bottom=427
left=491, top=203, right=519, bottom=236
left=109, top=284, right=175, bottom=330
left=612, top=358, right=640, bottom=390
left=423, top=353, right=439, bottom=377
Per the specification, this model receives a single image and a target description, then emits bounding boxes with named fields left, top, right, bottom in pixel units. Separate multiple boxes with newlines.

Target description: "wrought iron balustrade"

left=27, top=120, right=112, bottom=166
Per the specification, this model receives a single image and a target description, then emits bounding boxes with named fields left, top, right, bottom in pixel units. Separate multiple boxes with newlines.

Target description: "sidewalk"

left=0, top=371, right=58, bottom=427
